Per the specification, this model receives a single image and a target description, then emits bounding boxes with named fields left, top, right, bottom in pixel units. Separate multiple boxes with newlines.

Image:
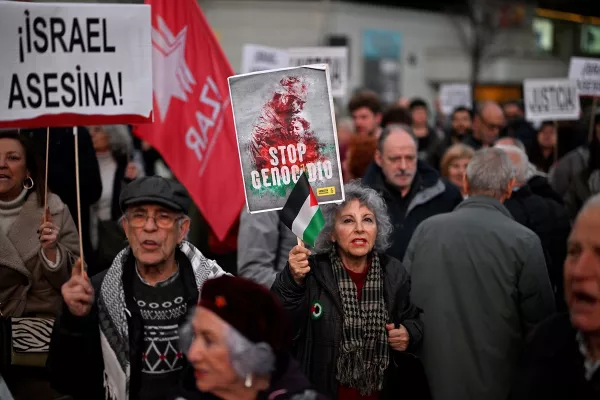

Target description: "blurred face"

left=332, top=199, right=377, bottom=258
left=451, top=110, right=473, bottom=136
left=503, top=103, right=522, bottom=120
left=0, top=138, right=28, bottom=201
left=475, top=107, right=505, bottom=146
left=565, top=206, right=600, bottom=334
left=352, top=107, right=380, bottom=136
left=122, top=204, right=189, bottom=267
left=411, top=106, right=428, bottom=127
left=88, top=125, right=110, bottom=153
left=375, top=131, right=417, bottom=191
left=537, top=125, right=557, bottom=149
left=447, top=157, right=470, bottom=189
left=188, top=308, right=240, bottom=393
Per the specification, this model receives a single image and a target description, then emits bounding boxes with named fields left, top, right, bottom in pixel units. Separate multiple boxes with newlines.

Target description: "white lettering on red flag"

left=136, top=0, right=244, bottom=241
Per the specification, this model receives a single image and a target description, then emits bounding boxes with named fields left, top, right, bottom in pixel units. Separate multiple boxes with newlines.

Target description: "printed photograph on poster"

left=523, top=78, right=580, bottom=122
left=228, top=65, right=344, bottom=213
left=0, top=1, right=152, bottom=128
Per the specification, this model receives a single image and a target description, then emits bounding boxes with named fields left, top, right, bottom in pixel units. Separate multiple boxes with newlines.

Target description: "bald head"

left=475, top=102, right=505, bottom=146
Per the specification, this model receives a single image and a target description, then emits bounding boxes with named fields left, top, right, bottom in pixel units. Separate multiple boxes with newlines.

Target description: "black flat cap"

left=119, top=176, right=191, bottom=214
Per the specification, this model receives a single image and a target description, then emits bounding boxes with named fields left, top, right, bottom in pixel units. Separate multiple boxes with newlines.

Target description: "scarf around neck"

left=329, top=248, right=389, bottom=395
left=97, top=240, right=226, bottom=400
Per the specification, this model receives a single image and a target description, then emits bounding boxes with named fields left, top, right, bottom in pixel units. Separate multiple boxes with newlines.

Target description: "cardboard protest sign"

left=523, top=78, right=580, bottom=122
left=228, top=65, right=344, bottom=213
left=287, top=47, right=348, bottom=98
left=0, top=2, right=152, bottom=128
left=439, top=84, right=472, bottom=115
left=568, top=57, right=600, bottom=97
left=241, top=44, right=289, bottom=74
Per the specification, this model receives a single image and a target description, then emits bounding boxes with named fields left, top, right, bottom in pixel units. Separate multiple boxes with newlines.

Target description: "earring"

left=23, top=176, right=34, bottom=190
left=244, top=373, right=253, bottom=388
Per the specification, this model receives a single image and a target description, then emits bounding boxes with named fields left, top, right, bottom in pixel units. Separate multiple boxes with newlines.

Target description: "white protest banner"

left=228, top=65, right=344, bottom=213
left=0, top=2, right=152, bottom=128
left=241, top=44, right=289, bottom=74
left=439, top=84, right=472, bottom=115
left=523, top=78, right=580, bottom=121
left=287, top=47, right=348, bottom=98
left=568, top=57, right=600, bottom=97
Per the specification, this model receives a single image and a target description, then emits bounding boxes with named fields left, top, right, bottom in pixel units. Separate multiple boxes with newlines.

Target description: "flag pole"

left=297, top=237, right=304, bottom=247
left=44, top=127, right=50, bottom=217
left=73, top=127, right=86, bottom=274
left=589, top=97, right=598, bottom=144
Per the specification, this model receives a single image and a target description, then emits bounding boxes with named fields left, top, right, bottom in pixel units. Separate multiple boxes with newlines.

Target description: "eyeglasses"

left=126, top=211, right=182, bottom=229
left=482, top=119, right=505, bottom=132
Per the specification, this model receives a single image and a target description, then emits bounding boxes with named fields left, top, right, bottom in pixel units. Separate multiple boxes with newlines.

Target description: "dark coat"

left=504, top=184, right=571, bottom=311
left=564, top=171, right=594, bottom=221
left=47, top=249, right=200, bottom=400
left=167, top=355, right=328, bottom=400
left=510, top=313, right=600, bottom=400
left=363, top=161, right=462, bottom=261
left=271, top=252, right=428, bottom=400
left=528, top=175, right=564, bottom=205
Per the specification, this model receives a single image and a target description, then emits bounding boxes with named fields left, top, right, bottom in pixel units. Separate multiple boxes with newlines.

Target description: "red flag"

left=137, top=0, right=244, bottom=241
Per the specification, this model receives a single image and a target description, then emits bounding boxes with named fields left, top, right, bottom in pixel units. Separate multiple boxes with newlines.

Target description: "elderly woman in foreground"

left=272, top=181, right=425, bottom=400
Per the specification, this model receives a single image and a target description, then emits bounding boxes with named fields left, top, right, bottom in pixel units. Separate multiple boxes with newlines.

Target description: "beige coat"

left=0, top=192, right=79, bottom=317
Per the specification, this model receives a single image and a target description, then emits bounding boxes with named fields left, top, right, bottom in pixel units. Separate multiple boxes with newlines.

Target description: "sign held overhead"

left=0, top=1, right=153, bottom=128
left=439, top=84, right=472, bottom=115
left=287, top=47, right=348, bottom=98
left=241, top=44, right=289, bottom=74
left=568, top=57, right=600, bottom=97
left=524, top=78, right=580, bottom=121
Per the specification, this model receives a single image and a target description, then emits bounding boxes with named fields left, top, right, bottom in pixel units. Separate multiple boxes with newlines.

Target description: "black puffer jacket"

left=503, top=184, right=571, bottom=311
left=271, top=253, right=428, bottom=400
left=363, top=161, right=462, bottom=262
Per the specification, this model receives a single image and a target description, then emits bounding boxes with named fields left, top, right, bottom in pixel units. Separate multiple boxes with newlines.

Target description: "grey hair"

left=465, top=148, right=515, bottom=199
left=313, top=181, right=392, bottom=253
left=580, top=192, right=600, bottom=215
left=226, top=324, right=276, bottom=378
left=494, top=144, right=529, bottom=184
left=103, top=125, right=133, bottom=156
left=377, top=123, right=418, bottom=153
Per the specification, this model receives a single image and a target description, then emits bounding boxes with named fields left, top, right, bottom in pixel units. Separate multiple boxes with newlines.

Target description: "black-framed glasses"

left=126, top=211, right=182, bottom=229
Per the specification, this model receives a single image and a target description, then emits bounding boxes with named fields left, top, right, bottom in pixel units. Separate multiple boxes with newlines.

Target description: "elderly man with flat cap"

left=47, top=176, right=228, bottom=400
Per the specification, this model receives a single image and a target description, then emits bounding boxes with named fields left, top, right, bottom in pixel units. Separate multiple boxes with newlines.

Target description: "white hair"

left=494, top=144, right=529, bottom=185
left=466, top=148, right=515, bottom=198
left=103, top=125, right=133, bottom=157
left=581, top=193, right=600, bottom=214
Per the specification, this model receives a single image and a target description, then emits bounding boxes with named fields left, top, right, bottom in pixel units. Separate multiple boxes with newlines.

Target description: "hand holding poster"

left=0, top=2, right=152, bottom=128
left=228, top=65, right=344, bottom=213
left=523, top=78, right=580, bottom=121
left=439, top=84, right=472, bottom=115
left=568, top=57, right=600, bottom=97
left=287, top=47, right=348, bottom=98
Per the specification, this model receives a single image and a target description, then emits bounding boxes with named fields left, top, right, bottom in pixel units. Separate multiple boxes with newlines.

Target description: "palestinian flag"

left=280, top=173, right=325, bottom=247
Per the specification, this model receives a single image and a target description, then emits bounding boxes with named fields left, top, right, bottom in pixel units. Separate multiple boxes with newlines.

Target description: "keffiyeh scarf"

left=329, top=249, right=389, bottom=395
left=97, top=241, right=226, bottom=400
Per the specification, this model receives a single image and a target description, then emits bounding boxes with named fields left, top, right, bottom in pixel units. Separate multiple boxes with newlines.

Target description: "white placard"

left=241, top=44, right=289, bottom=74
left=439, top=84, right=472, bottom=115
left=568, top=57, right=600, bottom=97
left=0, top=2, right=152, bottom=128
left=524, top=78, right=580, bottom=121
left=287, top=47, right=348, bottom=98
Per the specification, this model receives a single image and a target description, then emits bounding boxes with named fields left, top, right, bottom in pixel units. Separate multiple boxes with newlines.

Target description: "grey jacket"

left=550, top=147, right=589, bottom=197
left=237, top=209, right=297, bottom=288
left=403, top=195, right=556, bottom=400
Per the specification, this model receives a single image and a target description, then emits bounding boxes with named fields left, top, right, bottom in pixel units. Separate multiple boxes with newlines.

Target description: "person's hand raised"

left=288, top=243, right=311, bottom=285
left=61, top=259, right=94, bottom=317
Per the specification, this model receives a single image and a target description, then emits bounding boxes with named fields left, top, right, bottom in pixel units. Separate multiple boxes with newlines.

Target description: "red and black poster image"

left=228, top=65, right=344, bottom=213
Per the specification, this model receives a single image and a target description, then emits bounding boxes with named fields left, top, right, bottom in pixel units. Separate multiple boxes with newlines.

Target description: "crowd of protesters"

left=1, top=85, right=600, bottom=400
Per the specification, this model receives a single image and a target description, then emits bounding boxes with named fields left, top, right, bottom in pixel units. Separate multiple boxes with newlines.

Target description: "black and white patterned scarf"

left=330, top=248, right=389, bottom=395
left=97, top=241, right=227, bottom=400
